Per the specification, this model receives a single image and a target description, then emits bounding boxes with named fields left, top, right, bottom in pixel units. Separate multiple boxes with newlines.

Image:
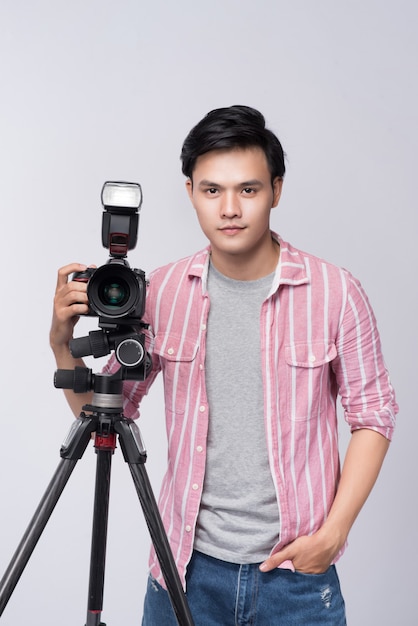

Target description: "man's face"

left=186, top=146, right=282, bottom=275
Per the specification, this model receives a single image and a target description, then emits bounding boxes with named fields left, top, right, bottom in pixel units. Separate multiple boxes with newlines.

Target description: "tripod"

left=0, top=368, right=194, bottom=626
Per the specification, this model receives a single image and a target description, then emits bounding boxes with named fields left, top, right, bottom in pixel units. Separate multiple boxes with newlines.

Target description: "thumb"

left=259, top=549, right=295, bottom=573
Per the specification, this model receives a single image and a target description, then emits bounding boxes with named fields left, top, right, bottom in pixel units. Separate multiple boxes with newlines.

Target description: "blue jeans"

left=142, top=550, right=346, bottom=625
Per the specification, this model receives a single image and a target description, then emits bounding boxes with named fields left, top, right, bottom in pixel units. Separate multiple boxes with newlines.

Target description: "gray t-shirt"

left=194, top=262, right=280, bottom=564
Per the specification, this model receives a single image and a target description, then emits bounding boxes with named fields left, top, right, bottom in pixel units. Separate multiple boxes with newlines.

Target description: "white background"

left=0, top=1, right=416, bottom=624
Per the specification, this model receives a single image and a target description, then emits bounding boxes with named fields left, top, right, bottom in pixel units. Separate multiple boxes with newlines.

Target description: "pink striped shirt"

left=103, top=233, right=398, bottom=588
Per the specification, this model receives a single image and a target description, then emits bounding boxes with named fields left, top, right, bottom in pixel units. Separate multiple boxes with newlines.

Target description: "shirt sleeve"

left=332, top=271, right=398, bottom=440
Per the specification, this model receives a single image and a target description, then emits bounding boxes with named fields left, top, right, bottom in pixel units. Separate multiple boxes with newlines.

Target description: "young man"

left=50, top=106, right=398, bottom=625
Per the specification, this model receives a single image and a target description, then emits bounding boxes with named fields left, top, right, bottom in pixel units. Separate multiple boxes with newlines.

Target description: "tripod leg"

left=128, top=464, right=194, bottom=626
left=0, top=457, right=78, bottom=616
left=0, top=415, right=95, bottom=618
left=85, top=444, right=113, bottom=626
left=115, top=418, right=194, bottom=626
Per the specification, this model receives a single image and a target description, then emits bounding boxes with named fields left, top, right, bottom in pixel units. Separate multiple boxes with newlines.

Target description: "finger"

left=68, top=302, right=90, bottom=317
left=56, top=263, right=87, bottom=289
left=64, top=290, right=90, bottom=309
left=260, top=550, right=294, bottom=572
left=53, top=283, right=90, bottom=323
left=55, top=281, right=88, bottom=305
left=58, top=283, right=89, bottom=317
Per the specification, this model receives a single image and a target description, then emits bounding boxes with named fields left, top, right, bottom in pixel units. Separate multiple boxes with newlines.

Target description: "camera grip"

left=72, top=268, right=95, bottom=282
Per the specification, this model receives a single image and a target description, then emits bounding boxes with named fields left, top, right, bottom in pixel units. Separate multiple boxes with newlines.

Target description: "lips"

left=219, top=225, right=245, bottom=232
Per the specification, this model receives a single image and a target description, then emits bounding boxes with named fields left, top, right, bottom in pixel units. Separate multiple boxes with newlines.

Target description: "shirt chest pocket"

left=154, top=333, right=200, bottom=414
left=285, top=342, right=337, bottom=421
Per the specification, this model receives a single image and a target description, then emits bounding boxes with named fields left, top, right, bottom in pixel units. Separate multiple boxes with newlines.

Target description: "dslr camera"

left=69, top=181, right=151, bottom=378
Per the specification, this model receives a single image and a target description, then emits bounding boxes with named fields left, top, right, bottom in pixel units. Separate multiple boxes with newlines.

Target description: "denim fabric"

left=142, top=551, right=346, bottom=625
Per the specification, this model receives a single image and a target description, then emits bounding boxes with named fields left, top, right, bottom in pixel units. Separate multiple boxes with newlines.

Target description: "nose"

left=220, top=192, right=241, bottom=218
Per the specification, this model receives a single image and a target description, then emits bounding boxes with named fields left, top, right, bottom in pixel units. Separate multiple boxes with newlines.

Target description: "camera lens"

left=101, top=281, right=129, bottom=308
left=87, top=262, right=144, bottom=319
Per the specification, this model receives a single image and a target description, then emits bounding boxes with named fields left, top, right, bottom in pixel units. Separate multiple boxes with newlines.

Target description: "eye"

left=242, top=187, right=256, bottom=195
left=205, top=187, right=219, bottom=195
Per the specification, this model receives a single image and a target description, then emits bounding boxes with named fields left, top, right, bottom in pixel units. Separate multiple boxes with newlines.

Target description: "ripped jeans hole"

left=320, top=585, right=332, bottom=609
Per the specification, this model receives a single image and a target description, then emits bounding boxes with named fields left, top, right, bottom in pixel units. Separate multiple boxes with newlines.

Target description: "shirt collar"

left=270, top=233, right=310, bottom=294
left=187, top=232, right=310, bottom=294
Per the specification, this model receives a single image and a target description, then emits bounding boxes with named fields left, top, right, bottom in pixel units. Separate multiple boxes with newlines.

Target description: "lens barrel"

left=87, top=262, right=145, bottom=320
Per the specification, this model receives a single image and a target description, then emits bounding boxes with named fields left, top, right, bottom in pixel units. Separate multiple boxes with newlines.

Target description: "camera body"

left=75, top=261, right=146, bottom=325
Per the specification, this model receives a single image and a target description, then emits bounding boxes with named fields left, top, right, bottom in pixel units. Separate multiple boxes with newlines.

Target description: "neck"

left=210, top=236, right=280, bottom=281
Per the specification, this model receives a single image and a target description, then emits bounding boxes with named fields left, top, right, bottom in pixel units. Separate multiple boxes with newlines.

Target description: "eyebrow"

left=197, top=179, right=264, bottom=189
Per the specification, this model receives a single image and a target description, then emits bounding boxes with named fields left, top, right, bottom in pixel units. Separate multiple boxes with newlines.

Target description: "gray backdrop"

left=0, top=1, right=416, bottom=624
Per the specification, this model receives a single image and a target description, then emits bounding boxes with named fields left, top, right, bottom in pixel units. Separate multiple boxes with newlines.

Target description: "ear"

left=272, top=177, right=283, bottom=208
left=185, top=178, right=193, bottom=202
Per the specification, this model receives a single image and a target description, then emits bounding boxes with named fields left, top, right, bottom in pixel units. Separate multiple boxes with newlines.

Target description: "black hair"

left=180, top=105, right=286, bottom=182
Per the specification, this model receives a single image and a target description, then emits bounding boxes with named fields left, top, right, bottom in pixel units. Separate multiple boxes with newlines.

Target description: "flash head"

left=101, top=181, right=142, bottom=211
left=101, top=181, right=142, bottom=258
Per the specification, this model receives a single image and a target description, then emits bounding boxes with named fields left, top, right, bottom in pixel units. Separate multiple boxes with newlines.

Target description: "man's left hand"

left=259, top=528, right=342, bottom=574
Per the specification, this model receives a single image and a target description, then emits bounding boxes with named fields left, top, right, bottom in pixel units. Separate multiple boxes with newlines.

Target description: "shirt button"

left=192, top=483, right=199, bottom=490
left=196, top=445, right=203, bottom=453
left=309, top=355, right=316, bottom=363
left=185, top=525, right=192, bottom=532
left=199, top=363, right=204, bottom=370
left=201, top=324, right=207, bottom=331
left=167, top=347, right=174, bottom=355
left=199, top=405, right=206, bottom=412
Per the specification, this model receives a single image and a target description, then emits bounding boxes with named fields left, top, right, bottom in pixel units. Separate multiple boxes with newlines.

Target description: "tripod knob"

left=70, top=330, right=111, bottom=358
left=54, top=366, right=93, bottom=393
left=115, top=336, right=145, bottom=367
